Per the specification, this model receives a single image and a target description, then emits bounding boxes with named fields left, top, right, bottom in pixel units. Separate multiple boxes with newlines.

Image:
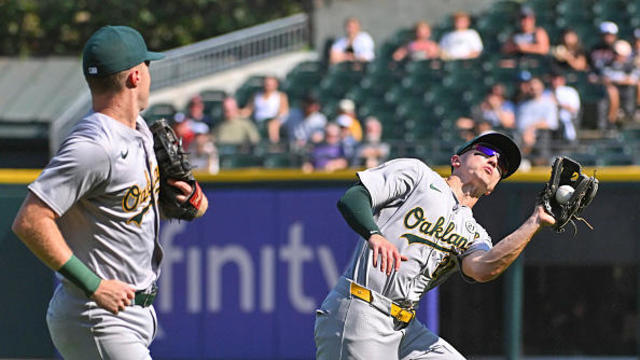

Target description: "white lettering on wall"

left=158, top=221, right=341, bottom=314
left=260, top=246, right=276, bottom=312
left=187, top=247, right=201, bottom=313
left=280, top=222, right=316, bottom=312
left=158, top=221, right=186, bottom=312
left=208, top=246, right=255, bottom=312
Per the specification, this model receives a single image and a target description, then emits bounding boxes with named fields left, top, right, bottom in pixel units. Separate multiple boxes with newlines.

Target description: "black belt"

left=133, top=284, right=158, bottom=307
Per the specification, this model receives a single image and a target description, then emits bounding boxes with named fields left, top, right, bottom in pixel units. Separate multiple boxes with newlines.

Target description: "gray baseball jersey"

left=315, top=158, right=492, bottom=360
left=30, top=111, right=163, bottom=359
left=29, top=112, right=163, bottom=290
left=348, top=158, right=492, bottom=306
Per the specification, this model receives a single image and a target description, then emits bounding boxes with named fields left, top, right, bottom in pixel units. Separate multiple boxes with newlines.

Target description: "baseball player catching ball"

left=314, top=132, right=556, bottom=359
left=12, top=26, right=208, bottom=359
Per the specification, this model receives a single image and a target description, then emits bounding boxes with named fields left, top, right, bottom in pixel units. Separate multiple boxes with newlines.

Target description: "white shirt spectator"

left=331, top=32, right=375, bottom=62
left=439, top=29, right=483, bottom=60
left=253, top=91, right=282, bottom=123
left=516, top=97, right=558, bottom=132
left=554, top=85, right=580, bottom=141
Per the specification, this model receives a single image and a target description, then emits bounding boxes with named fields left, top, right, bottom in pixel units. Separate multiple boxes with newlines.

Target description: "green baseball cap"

left=82, top=25, right=165, bottom=77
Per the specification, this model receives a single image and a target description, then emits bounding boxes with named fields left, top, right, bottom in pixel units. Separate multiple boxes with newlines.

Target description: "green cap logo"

left=82, top=25, right=165, bottom=77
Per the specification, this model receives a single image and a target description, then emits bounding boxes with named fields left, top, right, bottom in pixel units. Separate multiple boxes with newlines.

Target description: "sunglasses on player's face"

left=471, top=144, right=507, bottom=177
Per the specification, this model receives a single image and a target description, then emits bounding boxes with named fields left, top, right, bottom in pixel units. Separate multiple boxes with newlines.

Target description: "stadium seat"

left=235, top=75, right=266, bottom=107
left=219, top=153, right=263, bottom=169
left=564, top=152, right=598, bottom=166
left=597, top=153, right=634, bottom=166
left=200, top=89, right=226, bottom=124
left=360, top=72, right=397, bottom=96
left=143, top=103, right=176, bottom=123
left=621, top=128, right=640, bottom=142
left=396, top=98, right=430, bottom=120
left=405, top=59, right=444, bottom=81
left=263, top=153, right=299, bottom=169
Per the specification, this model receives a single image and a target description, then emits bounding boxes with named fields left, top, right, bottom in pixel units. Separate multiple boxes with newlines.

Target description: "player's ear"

left=451, top=154, right=462, bottom=168
left=126, top=68, right=141, bottom=88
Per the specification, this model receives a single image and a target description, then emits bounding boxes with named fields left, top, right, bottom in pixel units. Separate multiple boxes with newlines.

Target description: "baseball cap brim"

left=146, top=51, right=165, bottom=61
left=456, top=131, right=521, bottom=178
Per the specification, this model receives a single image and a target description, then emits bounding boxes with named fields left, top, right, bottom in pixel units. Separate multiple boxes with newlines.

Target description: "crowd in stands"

left=151, top=1, right=640, bottom=172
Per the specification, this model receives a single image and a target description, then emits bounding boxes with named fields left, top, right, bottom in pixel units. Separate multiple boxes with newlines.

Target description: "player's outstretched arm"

left=461, top=205, right=555, bottom=283
left=12, top=192, right=135, bottom=314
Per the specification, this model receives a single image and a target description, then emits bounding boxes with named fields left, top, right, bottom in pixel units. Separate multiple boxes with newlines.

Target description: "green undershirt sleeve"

left=337, top=183, right=381, bottom=240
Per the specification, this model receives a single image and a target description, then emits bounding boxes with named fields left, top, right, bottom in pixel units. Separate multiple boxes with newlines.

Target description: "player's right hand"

left=368, top=234, right=408, bottom=276
left=91, top=279, right=136, bottom=315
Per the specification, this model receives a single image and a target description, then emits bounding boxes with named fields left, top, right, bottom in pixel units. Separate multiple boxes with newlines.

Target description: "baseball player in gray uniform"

left=12, top=26, right=208, bottom=359
left=314, top=131, right=556, bottom=359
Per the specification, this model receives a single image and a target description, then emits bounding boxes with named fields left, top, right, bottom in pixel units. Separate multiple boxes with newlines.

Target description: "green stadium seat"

left=235, top=75, right=265, bottom=107
left=405, top=59, right=444, bottom=80
left=528, top=0, right=560, bottom=15
left=395, top=98, right=430, bottom=120
left=263, top=153, right=299, bottom=169
left=597, top=153, right=634, bottom=166
left=565, top=152, right=598, bottom=166
left=200, top=89, right=226, bottom=124
left=143, top=103, right=176, bottom=123
left=289, top=60, right=324, bottom=75
left=360, top=72, right=397, bottom=96
left=621, top=128, right=640, bottom=142
left=219, top=153, right=263, bottom=169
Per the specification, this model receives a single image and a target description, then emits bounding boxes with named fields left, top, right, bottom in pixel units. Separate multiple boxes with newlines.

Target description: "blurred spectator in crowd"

left=631, top=29, right=640, bottom=108
left=602, top=39, right=639, bottom=127
left=336, top=113, right=359, bottom=161
left=516, top=77, right=558, bottom=160
left=189, top=128, right=219, bottom=174
left=552, top=28, right=588, bottom=72
left=589, top=21, right=618, bottom=73
left=241, top=75, right=289, bottom=143
left=335, top=99, right=363, bottom=142
left=513, top=70, right=533, bottom=104
left=302, top=122, right=348, bottom=173
left=476, top=83, right=516, bottom=130
left=284, top=95, right=327, bottom=149
left=393, top=21, right=440, bottom=62
left=550, top=72, right=581, bottom=142
left=457, top=83, right=515, bottom=139
left=330, top=17, right=375, bottom=65
left=215, top=97, right=261, bottom=146
left=353, top=116, right=390, bottom=168
left=438, top=11, right=483, bottom=60
left=171, top=112, right=210, bottom=151
left=502, top=7, right=550, bottom=58
left=185, top=95, right=214, bottom=127
left=631, top=28, right=640, bottom=68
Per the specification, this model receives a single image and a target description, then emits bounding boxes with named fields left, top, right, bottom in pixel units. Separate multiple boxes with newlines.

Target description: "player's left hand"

left=168, top=178, right=193, bottom=203
left=368, top=234, right=408, bottom=275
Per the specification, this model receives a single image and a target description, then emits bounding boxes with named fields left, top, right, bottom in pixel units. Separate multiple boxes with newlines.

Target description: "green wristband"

left=58, top=255, right=102, bottom=297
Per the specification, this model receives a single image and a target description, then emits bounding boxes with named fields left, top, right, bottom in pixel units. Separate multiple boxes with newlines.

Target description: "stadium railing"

left=50, top=13, right=310, bottom=154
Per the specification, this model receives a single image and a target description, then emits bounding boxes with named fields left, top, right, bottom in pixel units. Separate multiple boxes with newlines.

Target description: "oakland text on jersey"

left=402, top=206, right=476, bottom=253
left=123, top=166, right=160, bottom=227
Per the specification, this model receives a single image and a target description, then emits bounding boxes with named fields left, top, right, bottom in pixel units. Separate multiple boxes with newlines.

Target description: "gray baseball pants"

left=46, top=283, right=158, bottom=360
left=314, top=277, right=465, bottom=360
